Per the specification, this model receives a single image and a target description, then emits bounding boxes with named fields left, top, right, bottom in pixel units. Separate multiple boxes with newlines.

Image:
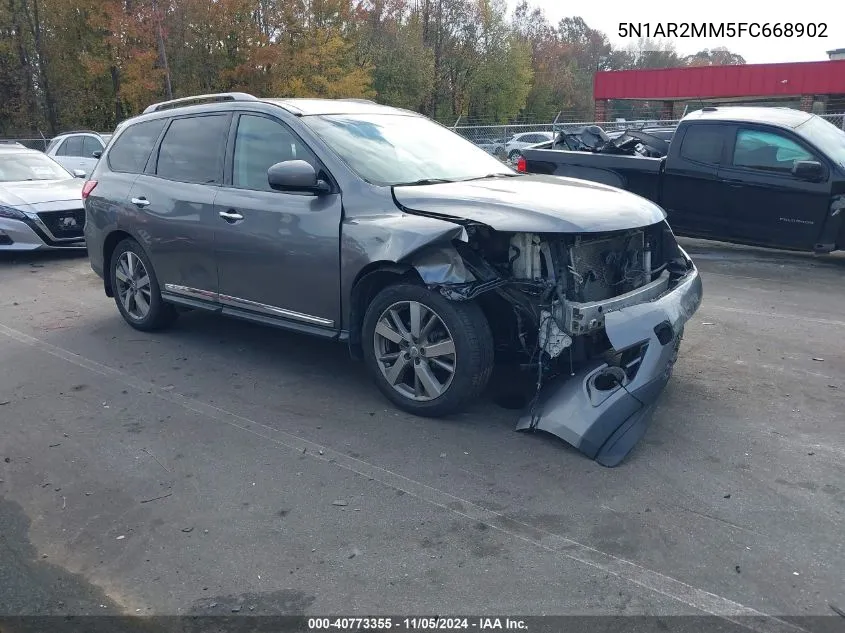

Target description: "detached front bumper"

left=516, top=265, right=703, bottom=467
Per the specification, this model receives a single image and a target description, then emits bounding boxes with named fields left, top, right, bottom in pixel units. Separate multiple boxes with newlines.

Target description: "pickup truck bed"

left=522, top=149, right=663, bottom=203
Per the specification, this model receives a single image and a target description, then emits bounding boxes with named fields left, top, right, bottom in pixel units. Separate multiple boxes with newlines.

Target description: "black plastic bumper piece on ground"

left=516, top=267, right=702, bottom=467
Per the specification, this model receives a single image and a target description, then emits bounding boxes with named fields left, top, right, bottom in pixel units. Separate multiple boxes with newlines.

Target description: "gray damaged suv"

left=84, top=93, right=702, bottom=466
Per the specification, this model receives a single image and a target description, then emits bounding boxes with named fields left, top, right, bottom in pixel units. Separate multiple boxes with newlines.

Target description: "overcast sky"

left=519, top=0, right=843, bottom=64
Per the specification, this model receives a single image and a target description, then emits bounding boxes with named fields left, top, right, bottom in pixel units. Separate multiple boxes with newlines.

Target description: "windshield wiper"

left=393, top=178, right=455, bottom=186
left=460, top=173, right=521, bottom=182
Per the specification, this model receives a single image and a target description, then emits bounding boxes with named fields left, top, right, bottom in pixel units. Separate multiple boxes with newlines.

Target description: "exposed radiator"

left=567, top=231, right=646, bottom=302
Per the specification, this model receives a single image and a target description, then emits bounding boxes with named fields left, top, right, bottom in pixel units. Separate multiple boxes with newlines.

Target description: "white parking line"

left=0, top=321, right=806, bottom=633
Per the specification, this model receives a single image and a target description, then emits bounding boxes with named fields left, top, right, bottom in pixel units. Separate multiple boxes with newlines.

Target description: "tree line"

left=0, top=0, right=746, bottom=136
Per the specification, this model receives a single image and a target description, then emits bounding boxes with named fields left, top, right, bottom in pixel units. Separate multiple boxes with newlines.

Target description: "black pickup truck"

left=519, top=107, right=845, bottom=253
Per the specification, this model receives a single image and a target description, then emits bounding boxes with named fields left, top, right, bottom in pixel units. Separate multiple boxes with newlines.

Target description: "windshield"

left=302, top=114, right=514, bottom=186
left=0, top=152, right=71, bottom=182
left=796, top=116, right=845, bottom=170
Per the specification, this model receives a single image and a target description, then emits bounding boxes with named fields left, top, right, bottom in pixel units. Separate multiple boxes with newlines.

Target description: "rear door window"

left=680, top=126, right=724, bottom=165
left=108, top=119, right=167, bottom=173
left=155, top=115, right=229, bottom=184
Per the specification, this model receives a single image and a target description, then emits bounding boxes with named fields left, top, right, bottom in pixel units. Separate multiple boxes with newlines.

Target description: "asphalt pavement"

left=0, top=239, right=843, bottom=624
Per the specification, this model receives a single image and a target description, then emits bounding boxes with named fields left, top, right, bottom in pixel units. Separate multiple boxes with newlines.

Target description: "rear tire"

left=109, top=238, right=177, bottom=332
left=362, top=283, right=494, bottom=417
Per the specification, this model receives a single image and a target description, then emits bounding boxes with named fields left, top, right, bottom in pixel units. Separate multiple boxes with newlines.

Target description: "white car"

left=0, top=146, right=86, bottom=250
left=503, top=131, right=554, bottom=161
left=45, top=131, right=112, bottom=176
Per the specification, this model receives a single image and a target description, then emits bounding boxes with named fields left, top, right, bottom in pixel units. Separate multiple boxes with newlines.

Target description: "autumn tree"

left=0, top=0, right=749, bottom=135
left=685, top=47, right=746, bottom=66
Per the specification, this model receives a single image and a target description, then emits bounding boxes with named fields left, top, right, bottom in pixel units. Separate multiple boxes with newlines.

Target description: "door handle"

left=218, top=210, right=244, bottom=222
left=130, top=197, right=150, bottom=207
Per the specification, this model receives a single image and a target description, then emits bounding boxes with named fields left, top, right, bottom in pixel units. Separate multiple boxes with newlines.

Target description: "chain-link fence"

left=3, top=112, right=845, bottom=157
left=454, top=112, right=845, bottom=157
left=0, top=137, right=51, bottom=151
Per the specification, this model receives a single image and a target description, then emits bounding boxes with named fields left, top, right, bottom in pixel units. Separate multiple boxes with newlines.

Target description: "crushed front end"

left=414, top=220, right=702, bottom=467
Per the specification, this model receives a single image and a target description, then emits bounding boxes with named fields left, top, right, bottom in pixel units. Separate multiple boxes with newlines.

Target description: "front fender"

left=341, top=212, right=470, bottom=331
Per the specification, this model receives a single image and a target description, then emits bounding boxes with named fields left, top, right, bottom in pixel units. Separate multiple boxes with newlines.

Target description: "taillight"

left=516, top=156, right=526, bottom=173
left=81, top=180, right=98, bottom=200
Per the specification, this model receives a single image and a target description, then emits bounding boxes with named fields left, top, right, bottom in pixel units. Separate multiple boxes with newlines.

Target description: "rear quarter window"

left=61, top=136, right=84, bottom=157
left=107, top=119, right=167, bottom=173
left=679, top=126, right=724, bottom=165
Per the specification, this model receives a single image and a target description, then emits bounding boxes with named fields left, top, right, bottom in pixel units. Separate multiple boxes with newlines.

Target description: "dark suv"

left=84, top=92, right=702, bottom=466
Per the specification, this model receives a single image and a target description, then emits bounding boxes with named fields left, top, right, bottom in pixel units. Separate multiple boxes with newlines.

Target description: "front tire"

left=362, top=283, right=494, bottom=417
left=109, top=238, right=177, bottom=331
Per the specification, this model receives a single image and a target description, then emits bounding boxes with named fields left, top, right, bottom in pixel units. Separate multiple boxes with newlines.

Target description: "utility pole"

left=152, top=0, right=173, bottom=99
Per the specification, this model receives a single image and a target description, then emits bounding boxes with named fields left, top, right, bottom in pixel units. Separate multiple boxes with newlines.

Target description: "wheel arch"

left=347, top=261, right=422, bottom=360
left=101, top=229, right=142, bottom=297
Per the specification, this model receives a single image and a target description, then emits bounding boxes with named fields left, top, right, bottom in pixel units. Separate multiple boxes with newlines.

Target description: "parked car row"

left=0, top=130, right=114, bottom=251
left=0, top=144, right=87, bottom=250
left=473, top=126, right=677, bottom=163
left=472, top=131, right=555, bottom=160
left=46, top=130, right=113, bottom=175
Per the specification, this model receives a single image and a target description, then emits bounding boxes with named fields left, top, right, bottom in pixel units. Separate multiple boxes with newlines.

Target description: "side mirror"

left=792, top=160, right=824, bottom=181
left=267, top=160, right=331, bottom=194
left=73, top=169, right=86, bottom=178
left=92, top=150, right=102, bottom=159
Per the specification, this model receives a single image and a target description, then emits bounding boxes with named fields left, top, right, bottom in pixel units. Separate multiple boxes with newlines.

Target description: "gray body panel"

left=213, top=186, right=343, bottom=326
left=393, top=174, right=666, bottom=233
left=129, top=175, right=219, bottom=296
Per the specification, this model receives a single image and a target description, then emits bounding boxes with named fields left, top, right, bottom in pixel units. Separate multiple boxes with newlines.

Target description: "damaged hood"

left=393, top=174, right=666, bottom=233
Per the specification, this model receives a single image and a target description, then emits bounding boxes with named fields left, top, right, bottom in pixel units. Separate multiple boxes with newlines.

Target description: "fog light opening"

left=593, top=366, right=626, bottom=392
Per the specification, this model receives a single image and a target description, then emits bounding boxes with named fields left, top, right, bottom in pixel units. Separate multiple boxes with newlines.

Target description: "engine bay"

left=421, top=220, right=693, bottom=369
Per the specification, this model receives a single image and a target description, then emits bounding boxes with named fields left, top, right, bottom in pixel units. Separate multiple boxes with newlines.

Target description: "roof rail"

left=341, top=98, right=377, bottom=104
left=56, top=129, right=102, bottom=136
left=143, top=92, right=259, bottom=114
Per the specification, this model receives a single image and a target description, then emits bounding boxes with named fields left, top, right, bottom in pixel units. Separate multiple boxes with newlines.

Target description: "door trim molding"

left=164, top=284, right=219, bottom=302
left=164, top=284, right=334, bottom=327
left=219, top=293, right=334, bottom=327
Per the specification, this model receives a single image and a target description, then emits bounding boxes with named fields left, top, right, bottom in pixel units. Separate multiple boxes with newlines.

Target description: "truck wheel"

left=362, top=283, right=494, bottom=417
left=110, top=238, right=177, bottom=332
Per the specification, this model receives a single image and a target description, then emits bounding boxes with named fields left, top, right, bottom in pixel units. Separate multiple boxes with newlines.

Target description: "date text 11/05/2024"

left=308, top=618, right=528, bottom=630
left=618, top=22, right=828, bottom=38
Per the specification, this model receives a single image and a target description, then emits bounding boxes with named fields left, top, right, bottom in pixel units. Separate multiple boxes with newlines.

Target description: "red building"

left=593, top=59, right=845, bottom=121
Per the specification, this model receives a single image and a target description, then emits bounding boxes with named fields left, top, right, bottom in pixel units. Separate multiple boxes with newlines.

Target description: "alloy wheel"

left=373, top=300, right=457, bottom=402
left=115, top=251, right=152, bottom=321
